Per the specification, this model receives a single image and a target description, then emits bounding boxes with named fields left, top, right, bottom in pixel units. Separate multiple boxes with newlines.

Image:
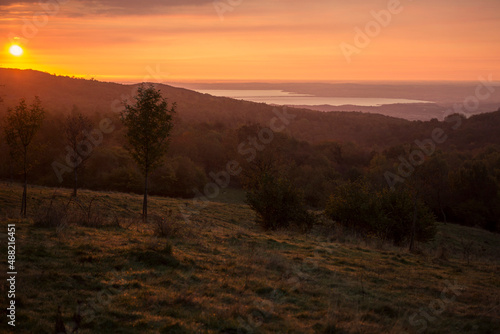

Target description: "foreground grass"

left=0, top=182, right=499, bottom=333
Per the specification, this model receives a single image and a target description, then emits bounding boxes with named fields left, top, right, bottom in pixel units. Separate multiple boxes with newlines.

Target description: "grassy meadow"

left=0, top=182, right=499, bottom=333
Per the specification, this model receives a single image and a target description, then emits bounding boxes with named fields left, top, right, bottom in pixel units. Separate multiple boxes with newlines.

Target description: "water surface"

left=197, top=89, right=430, bottom=107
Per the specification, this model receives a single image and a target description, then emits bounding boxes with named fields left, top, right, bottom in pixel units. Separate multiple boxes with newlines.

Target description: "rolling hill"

left=1, top=68, right=500, bottom=150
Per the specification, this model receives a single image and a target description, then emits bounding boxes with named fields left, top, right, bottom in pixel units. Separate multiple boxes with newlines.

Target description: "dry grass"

left=0, top=182, right=499, bottom=333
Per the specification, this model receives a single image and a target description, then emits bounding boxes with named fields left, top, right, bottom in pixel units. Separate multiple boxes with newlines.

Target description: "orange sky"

left=1, top=0, right=499, bottom=83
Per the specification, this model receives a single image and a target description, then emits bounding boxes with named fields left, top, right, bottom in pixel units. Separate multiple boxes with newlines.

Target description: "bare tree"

left=120, top=84, right=175, bottom=223
left=64, top=106, right=93, bottom=197
left=3, top=97, right=45, bottom=217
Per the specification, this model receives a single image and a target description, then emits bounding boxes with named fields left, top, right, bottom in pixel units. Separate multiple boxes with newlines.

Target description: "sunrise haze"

left=1, top=0, right=500, bottom=83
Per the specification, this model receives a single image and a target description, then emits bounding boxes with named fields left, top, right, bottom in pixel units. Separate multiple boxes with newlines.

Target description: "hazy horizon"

left=2, top=0, right=500, bottom=82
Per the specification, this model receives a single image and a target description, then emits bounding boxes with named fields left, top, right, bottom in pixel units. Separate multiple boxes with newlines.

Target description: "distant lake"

left=197, top=89, right=430, bottom=107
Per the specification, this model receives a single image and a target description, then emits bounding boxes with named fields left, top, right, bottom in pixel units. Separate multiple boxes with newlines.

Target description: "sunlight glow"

left=9, top=45, right=23, bottom=57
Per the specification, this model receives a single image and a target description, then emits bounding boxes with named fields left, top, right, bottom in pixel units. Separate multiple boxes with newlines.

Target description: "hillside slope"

left=0, top=183, right=499, bottom=333
left=1, top=68, right=499, bottom=149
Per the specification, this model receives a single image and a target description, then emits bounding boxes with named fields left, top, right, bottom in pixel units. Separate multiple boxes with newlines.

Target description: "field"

left=1, top=182, right=499, bottom=333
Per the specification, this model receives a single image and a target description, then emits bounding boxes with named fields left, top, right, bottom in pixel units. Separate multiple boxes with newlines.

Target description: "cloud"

left=85, top=0, right=212, bottom=5
left=1, top=0, right=214, bottom=16
left=0, top=0, right=38, bottom=5
left=84, top=0, right=214, bottom=16
left=1, top=0, right=212, bottom=5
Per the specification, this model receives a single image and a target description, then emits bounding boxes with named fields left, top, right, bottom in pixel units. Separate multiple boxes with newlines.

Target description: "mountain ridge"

left=1, top=68, right=499, bottom=149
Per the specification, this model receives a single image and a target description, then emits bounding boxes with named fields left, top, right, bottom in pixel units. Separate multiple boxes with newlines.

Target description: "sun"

left=9, top=45, right=24, bottom=57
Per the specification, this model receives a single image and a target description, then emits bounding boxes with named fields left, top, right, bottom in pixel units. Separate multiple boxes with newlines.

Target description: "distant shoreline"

left=194, top=89, right=432, bottom=107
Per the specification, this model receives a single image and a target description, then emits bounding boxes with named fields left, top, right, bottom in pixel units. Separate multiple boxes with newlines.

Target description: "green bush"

left=246, top=173, right=315, bottom=231
left=325, top=180, right=377, bottom=233
left=148, top=156, right=207, bottom=198
left=325, top=181, right=436, bottom=245
left=377, top=188, right=436, bottom=246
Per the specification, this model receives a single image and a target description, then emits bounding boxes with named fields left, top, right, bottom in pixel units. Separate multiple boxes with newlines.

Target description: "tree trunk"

left=73, top=167, right=78, bottom=197
left=438, top=191, right=447, bottom=224
left=143, top=171, right=148, bottom=223
left=21, top=178, right=27, bottom=218
left=409, top=195, right=418, bottom=252
left=441, top=207, right=447, bottom=224
left=21, top=150, right=27, bottom=218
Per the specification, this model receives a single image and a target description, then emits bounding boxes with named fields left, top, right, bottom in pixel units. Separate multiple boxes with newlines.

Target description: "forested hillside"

left=1, top=68, right=499, bottom=232
left=2, top=69, right=500, bottom=147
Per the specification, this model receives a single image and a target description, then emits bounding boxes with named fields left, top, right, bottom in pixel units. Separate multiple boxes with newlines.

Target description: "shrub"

left=449, top=160, right=500, bottom=231
left=150, top=156, right=208, bottom=198
left=101, top=166, right=142, bottom=193
left=377, top=188, right=436, bottom=246
left=70, top=197, right=106, bottom=228
left=33, top=198, right=67, bottom=228
left=34, top=196, right=110, bottom=228
left=246, top=173, right=315, bottom=231
left=152, top=210, right=182, bottom=238
left=452, top=199, right=496, bottom=230
left=325, top=180, right=377, bottom=233
left=325, top=181, right=436, bottom=246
